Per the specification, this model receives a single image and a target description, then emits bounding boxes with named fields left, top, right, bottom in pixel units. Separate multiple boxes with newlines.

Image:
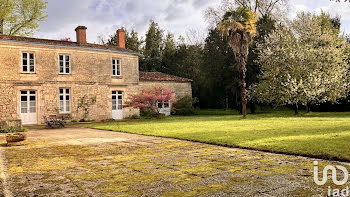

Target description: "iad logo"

left=314, top=161, right=349, bottom=197
left=313, top=161, right=349, bottom=186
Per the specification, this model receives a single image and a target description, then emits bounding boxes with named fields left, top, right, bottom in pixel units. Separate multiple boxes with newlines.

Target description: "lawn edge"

left=78, top=126, right=350, bottom=163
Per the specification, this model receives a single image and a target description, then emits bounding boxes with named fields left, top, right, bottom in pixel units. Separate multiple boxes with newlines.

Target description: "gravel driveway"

left=0, top=126, right=348, bottom=196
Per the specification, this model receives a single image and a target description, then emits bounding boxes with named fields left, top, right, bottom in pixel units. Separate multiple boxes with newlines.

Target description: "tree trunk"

left=0, top=19, right=4, bottom=35
left=238, top=56, right=247, bottom=119
left=225, top=96, right=229, bottom=111
left=294, top=103, right=299, bottom=115
left=306, top=102, right=311, bottom=113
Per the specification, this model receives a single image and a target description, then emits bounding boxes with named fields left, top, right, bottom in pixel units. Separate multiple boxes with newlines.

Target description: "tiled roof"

left=0, top=34, right=138, bottom=55
left=139, top=72, right=192, bottom=82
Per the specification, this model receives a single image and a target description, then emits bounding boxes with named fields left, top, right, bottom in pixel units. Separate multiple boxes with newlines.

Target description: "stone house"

left=0, top=26, right=192, bottom=125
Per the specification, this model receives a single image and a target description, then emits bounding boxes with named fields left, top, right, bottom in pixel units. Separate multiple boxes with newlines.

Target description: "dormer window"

left=59, top=55, right=70, bottom=74
left=112, top=59, right=121, bottom=76
left=22, top=52, right=35, bottom=73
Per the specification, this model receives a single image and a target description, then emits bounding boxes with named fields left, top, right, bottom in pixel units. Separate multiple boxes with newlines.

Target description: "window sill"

left=59, top=112, right=71, bottom=115
left=112, top=76, right=123, bottom=79
left=58, top=73, right=71, bottom=75
left=20, top=72, right=36, bottom=74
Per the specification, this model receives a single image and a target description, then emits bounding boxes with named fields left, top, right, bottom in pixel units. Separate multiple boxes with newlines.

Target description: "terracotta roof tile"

left=0, top=34, right=138, bottom=55
left=139, top=72, right=192, bottom=82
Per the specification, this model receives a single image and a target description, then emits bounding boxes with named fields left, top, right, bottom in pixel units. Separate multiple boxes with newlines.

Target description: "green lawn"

left=81, top=110, right=350, bottom=161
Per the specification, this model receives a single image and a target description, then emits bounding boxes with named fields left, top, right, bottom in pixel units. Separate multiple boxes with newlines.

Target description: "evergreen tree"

left=140, top=20, right=164, bottom=71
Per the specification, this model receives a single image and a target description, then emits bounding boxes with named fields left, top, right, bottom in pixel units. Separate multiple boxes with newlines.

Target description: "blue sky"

left=33, top=0, right=350, bottom=43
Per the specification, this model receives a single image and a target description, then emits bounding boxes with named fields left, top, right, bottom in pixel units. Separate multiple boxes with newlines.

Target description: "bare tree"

left=185, top=28, right=206, bottom=46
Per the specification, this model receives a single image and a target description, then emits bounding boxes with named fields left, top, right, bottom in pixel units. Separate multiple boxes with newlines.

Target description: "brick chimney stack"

left=75, top=26, right=87, bottom=44
left=116, top=29, right=125, bottom=48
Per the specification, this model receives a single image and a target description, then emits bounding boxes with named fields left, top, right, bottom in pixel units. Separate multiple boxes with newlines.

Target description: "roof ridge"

left=139, top=72, right=192, bottom=82
left=0, top=34, right=139, bottom=55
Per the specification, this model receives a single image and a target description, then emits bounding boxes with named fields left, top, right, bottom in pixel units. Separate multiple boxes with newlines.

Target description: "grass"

left=81, top=110, right=350, bottom=161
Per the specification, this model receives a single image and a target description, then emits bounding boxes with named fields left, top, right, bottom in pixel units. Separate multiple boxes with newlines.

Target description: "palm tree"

left=217, top=7, right=258, bottom=118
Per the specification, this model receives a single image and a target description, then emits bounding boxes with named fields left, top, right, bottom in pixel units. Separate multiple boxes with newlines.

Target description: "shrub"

left=140, top=108, right=165, bottom=119
left=171, top=96, right=198, bottom=116
left=126, top=114, right=141, bottom=120
left=0, top=127, right=17, bottom=133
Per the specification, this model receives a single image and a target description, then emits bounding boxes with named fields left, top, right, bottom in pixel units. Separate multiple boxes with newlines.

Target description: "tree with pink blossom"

left=124, top=87, right=176, bottom=115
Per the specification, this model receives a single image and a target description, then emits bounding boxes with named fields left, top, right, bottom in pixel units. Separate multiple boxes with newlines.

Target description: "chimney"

left=116, top=29, right=125, bottom=48
left=75, top=26, right=87, bottom=44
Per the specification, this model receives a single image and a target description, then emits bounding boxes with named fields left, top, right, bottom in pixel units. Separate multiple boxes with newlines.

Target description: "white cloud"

left=289, top=4, right=308, bottom=19
left=34, top=0, right=217, bottom=43
left=33, top=0, right=350, bottom=43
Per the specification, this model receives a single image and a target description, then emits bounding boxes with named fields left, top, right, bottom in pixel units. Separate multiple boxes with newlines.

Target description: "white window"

left=21, top=91, right=36, bottom=113
left=22, top=52, right=35, bottom=73
left=112, top=59, right=121, bottom=76
left=59, top=88, right=70, bottom=113
left=112, top=91, right=123, bottom=110
left=157, top=100, right=170, bottom=109
left=59, top=55, right=70, bottom=74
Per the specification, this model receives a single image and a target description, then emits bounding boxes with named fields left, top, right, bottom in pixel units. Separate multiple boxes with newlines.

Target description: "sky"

left=33, top=0, right=350, bottom=44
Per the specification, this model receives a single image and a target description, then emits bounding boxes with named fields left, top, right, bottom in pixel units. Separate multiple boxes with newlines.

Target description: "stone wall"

left=0, top=83, right=17, bottom=120
left=0, top=40, right=140, bottom=124
left=0, top=120, right=22, bottom=131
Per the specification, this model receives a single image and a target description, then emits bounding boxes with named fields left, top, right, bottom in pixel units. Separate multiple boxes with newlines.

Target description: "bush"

left=126, top=114, right=141, bottom=120
left=171, top=96, right=198, bottom=116
left=140, top=108, right=165, bottom=119
left=0, top=127, right=17, bottom=133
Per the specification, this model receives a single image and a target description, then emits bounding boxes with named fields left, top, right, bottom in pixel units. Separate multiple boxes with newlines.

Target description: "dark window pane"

left=118, top=95, right=122, bottom=100
left=30, top=91, right=35, bottom=95
left=66, top=67, right=70, bottom=73
left=60, top=89, right=63, bottom=94
left=21, top=96, right=27, bottom=101
left=29, top=53, right=34, bottom=60
left=21, top=91, right=27, bottom=95
left=164, top=102, right=169, bottom=108
left=66, top=89, right=69, bottom=94
left=29, top=66, right=34, bottom=72
left=23, top=66, right=28, bottom=72
left=157, top=102, right=162, bottom=108
left=65, top=56, right=69, bottom=61
left=59, top=55, right=63, bottom=61
left=112, top=59, right=115, bottom=65
left=23, top=53, right=27, bottom=59
left=22, top=59, right=27, bottom=66
left=60, top=95, right=64, bottom=100
left=30, top=96, right=35, bottom=101
left=112, top=96, right=116, bottom=99
left=29, top=59, right=34, bottom=65
left=66, top=95, right=69, bottom=100
left=112, top=91, right=116, bottom=95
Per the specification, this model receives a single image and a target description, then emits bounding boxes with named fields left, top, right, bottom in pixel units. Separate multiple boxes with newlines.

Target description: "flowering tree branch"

left=124, top=87, right=176, bottom=114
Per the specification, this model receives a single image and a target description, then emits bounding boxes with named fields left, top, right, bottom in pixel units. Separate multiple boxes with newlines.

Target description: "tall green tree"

left=251, top=12, right=349, bottom=114
left=201, top=29, right=238, bottom=109
left=217, top=6, right=258, bottom=118
left=0, top=0, right=47, bottom=36
left=140, top=20, right=164, bottom=71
